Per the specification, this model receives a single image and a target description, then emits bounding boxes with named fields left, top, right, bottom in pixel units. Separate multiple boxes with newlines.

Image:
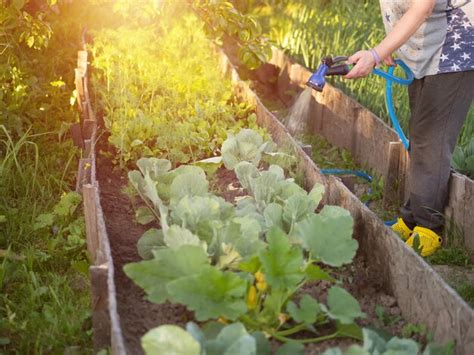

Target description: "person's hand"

left=345, top=50, right=376, bottom=79
left=384, top=55, right=397, bottom=66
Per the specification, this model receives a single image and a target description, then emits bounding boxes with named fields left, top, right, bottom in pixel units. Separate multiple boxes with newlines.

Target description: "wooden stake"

left=77, top=50, right=88, bottom=76
left=84, top=139, right=92, bottom=158
left=70, top=123, right=84, bottom=149
left=90, top=263, right=110, bottom=352
left=398, top=145, right=409, bottom=203
left=76, top=158, right=92, bottom=193
left=83, top=184, right=99, bottom=263
left=83, top=119, right=95, bottom=140
left=383, top=142, right=402, bottom=208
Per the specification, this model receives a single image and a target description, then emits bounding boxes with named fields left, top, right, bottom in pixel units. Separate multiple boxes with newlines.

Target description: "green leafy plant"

left=91, top=18, right=262, bottom=167
left=141, top=321, right=305, bottom=355
left=324, top=328, right=454, bottom=355
left=452, top=137, right=474, bottom=178
left=187, top=0, right=273, bottom=69
left=221, top=128, right=274, bottom=169
left=125, top=130, right=365, bottom=345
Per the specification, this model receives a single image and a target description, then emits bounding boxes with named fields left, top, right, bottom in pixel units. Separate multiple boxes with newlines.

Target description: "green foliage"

left=294, top=206, right=357, bottom=267
left=124, top=245, right=210, bottom=304
left=92, top=18, right=262, bottom=167
left=287, top=294, right=321, bottom=325
left=221, top=128, right=274, bottom=169
left=188, top=0, right=273, bottom=69
left=259, top=227, right=304, bottom=290
left=452, top=137, right=474, bottom=178
left=321, top=286, right=366, bottom=325
left=142, top=321, right=302, bottom=355
left=0, top=128, right=90, bottom=353
left=126, top=129, right=364, bottom=345
left=455, top=282, right=474, bottom=308
left=142, top=325, right=200, bottom=355
left=168, top=267, right=248, bottom=321
left=324, top=328, right=454, bottom=355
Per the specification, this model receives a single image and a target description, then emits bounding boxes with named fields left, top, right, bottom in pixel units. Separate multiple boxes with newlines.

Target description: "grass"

left=456, top=282, right=474, bottom=308
left=428, top=218, right=470, bottom=267
left=0, top=128, right=92, bottom=353
left=0, top=1, right=117, bottom=351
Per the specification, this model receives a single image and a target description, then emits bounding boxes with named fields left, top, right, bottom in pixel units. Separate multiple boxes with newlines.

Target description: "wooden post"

left=83, top=183, right=99, bottom=263
left=398, top=145, right=410, bottom=204
left=84, top=139, right=92, bottom=158
left=76, top=158, right=92, bottom=192
left=75, top=69, right=85, bottom=111
left=383, top=142, right=402, bottom=208
left=83, top=119, right=95, bottom=140
left=77, top=50, right=88, bottom=76
left=90, top=263, right=111, bottom=352
left=70, top=123, right=84, bottom=148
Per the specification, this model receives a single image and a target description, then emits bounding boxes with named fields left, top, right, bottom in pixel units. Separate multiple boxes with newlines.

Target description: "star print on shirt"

left=438, top=7, right=474, bottom=74
left=385, top=13, right=390, bottom=22
left=451, top=42, right=461, bottom=51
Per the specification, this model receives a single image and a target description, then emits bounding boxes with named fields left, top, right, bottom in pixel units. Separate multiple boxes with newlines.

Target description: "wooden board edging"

left=74, top=48, right=127, bottom=355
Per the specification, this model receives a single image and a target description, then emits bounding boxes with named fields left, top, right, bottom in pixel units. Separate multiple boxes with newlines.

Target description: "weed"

left=428, top=218, right=470, bottom=267
left=402, top=323, right=428, bottom=339
left=455, top=282, right=474, bottom=308
left=375, top=305, right=401, bottom=327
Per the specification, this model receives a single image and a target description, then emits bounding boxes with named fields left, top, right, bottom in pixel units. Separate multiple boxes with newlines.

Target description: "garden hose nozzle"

left=306, top=56, right=350, bottom=92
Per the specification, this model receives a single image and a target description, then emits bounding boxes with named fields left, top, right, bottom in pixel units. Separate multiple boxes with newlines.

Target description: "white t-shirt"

left=379, top=0, right=474, bottom=78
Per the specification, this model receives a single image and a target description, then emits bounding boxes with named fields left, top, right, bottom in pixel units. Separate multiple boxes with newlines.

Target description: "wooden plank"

left=90, top=263, right=110, bottom=352
left=83, top=119, right=95, bottom=140
left=76, top=158, right=92, bottom=192
left=84, top=139, right=92, bottom=159
left=83, top=184, right=99, bottom=263
left=75, top=69, right=85, bottom=112
left=77, top=50, right=88, bottom=76
left=448, top=173, right=474, bottom=261
left=83, top=76, right=95, bottom=122
left=383, top=142, right=402, bottom=208
left=70, top=123, right=84, bottom=149
left=399, top=145, right=410, bottom=203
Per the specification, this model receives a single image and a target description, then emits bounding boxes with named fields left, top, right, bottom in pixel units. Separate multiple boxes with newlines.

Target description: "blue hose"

left=372, top=59, right=414, bottom=150
left=319, top=169, right=373, bottom=183
left=320, top=60, right=414, bottom=213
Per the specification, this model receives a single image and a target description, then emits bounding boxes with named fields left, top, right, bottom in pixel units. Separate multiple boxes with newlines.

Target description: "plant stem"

left=270, top=330, right=340, bottom=344
left=240, top=315, right=261, bottom=328
left=275, top=323, right=307, bottom=336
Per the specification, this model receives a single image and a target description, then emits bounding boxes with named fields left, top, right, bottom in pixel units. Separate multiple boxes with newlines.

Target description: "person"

left=345, top=0, right=473, bottom=256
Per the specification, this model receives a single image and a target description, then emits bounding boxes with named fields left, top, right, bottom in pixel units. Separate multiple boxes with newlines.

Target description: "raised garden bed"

left=76, top=26, right=474, bottom=355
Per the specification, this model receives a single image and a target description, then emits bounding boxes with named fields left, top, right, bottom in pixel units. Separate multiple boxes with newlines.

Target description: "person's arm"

left=345, top=0, right=435, bottom=79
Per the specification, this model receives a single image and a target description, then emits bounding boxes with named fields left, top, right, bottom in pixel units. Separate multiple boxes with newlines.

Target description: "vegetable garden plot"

left=81, top=15, right=474, bottom=355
